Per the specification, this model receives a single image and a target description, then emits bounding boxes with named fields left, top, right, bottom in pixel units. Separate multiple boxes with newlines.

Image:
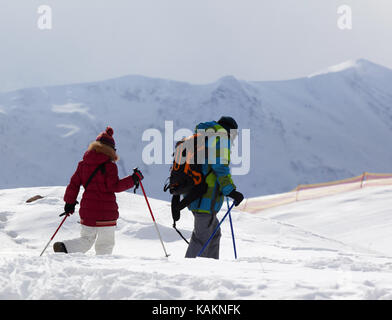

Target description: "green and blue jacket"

left=187, top=121, right=236, bottom=214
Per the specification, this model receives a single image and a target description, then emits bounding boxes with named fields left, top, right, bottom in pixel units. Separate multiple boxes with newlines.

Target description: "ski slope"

left=1, top=185, right=392, bottom=300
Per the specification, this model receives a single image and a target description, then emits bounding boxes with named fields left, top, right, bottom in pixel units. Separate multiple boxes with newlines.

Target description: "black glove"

left=228, top=190, right=244, bottom=206
left=132, top=168, right=144, bottom=185
left=64, top=202, right=78, bottom=215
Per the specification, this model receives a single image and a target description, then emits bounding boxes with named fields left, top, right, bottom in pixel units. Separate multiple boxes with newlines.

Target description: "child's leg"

left=63, top=225, right=97, bottom=253
left=95, top=226, right=116, bottom=255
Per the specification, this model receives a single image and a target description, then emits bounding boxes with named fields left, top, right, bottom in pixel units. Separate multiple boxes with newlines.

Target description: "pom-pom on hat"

left=96, top=126, right=116, bottom=149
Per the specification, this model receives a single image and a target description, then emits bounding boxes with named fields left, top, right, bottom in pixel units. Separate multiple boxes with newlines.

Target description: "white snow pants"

left=63, top=225, right=116, bottom=255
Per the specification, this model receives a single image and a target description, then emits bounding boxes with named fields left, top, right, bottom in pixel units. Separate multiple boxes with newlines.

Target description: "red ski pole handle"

left=138, top=179, right=156, bottom=222
left=51, top=215, right=69, bottom=241
left=133, top=169, right=156, bottom=222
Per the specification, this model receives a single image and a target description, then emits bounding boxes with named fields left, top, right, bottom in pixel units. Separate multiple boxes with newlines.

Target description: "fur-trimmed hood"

left=84, top=141, right=119, bottom=163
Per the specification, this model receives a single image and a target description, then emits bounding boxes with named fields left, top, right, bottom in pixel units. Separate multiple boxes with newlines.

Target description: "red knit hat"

left=96, top=126, right=116, bottom=149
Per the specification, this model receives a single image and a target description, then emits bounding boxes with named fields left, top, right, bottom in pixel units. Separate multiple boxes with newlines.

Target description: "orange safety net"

left=238, top=172, right=392, bottom=213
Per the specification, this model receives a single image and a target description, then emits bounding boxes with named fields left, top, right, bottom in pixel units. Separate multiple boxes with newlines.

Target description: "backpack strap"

left=83, top=162, right=107, bottom=190
left=196, top=168, right=213, bottom=208
left=173, top=221, right=190, bottom=244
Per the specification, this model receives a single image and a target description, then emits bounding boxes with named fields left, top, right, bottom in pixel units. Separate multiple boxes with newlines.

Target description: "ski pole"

left=39, top=213, right=68, bottom=257
left=134, top=169, right=170, bottom=258
left=227, top=198, right=237, bottom=259
left=197, top=203, right=235, bottom=257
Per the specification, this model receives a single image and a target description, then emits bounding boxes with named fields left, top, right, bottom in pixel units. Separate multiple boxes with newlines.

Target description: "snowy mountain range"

left=1, top=59, right=392, bottom=200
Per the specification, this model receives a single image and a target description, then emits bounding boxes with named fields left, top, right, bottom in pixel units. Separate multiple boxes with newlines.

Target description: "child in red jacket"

left=54, top=126, right=143, bottom=255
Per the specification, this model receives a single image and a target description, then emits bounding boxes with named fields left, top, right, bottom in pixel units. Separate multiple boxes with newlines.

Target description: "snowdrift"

left=1, top=185, right=392, bottom=299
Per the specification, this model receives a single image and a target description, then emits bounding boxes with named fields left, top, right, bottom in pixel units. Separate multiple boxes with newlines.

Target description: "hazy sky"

left=0, top=0, right=391, bottom=92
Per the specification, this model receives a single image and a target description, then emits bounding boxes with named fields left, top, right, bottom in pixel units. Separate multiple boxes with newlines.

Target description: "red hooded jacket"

left=64, top=141, right=135, bottom=227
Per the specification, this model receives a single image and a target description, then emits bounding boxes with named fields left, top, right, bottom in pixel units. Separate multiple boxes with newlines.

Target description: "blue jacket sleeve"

left=209, top=136, right=236, bottom=196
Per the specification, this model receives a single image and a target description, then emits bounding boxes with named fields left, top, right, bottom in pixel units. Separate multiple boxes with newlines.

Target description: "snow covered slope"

left=1, top=185, right=392, bottom=299
left=1, top=59, right=392, bottom=200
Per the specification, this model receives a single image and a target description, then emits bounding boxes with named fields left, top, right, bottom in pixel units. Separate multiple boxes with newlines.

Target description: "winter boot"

left=53, top=242, right=68, bottom=253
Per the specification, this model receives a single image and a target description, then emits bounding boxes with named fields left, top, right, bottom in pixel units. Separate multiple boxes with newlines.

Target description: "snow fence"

left=238, top=172, right=392, bottom=213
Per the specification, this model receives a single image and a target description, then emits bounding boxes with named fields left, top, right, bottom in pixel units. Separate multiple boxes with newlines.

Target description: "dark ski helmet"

left=217, top=116, right=238, bottom=140
left=218, top=116, right=238, bottom=131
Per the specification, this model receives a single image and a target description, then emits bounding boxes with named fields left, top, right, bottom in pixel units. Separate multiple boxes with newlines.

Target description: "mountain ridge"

left=1, top=58, right=392, bottom=200
left=2, top=58, right=390, bottom=95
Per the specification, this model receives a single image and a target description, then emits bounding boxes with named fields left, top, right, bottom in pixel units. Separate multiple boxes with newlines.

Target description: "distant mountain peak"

left=216, top=75, right=240, bottom=86
left=308, top=59, right=390, bottom=78
left=211, top=75, right=243, bottom=94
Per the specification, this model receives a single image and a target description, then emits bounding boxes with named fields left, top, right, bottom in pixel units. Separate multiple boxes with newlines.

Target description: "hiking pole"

left=227, top=198, right=238, bottom=259
left=134, top=169, right=170, bottom=258
left=197, top=203, right=235, bottom=257
left=39, top=213, right=68, bottom=257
